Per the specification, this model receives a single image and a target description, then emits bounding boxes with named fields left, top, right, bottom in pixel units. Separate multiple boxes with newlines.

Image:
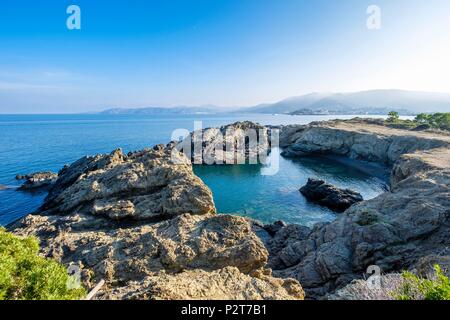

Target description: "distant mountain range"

left=245, top=90, right=450, bottom=115
left=100, top=106, right=220, bottom=115
left=99, top=90, right=450, bottom=116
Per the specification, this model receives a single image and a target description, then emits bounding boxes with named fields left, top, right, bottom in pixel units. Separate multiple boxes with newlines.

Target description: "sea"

left=0, top=113, right=392, bottom=227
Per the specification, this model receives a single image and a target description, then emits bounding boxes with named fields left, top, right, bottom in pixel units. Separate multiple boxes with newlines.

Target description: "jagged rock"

left=265, top=120, right=450, bottom=299
left=299, top=178, right=363, bottom=212
left=42, top=147, right=216, bottom=220
left=99, top=267, right=304, bottom=300
left=9, top=144, right=303, bottom=300
left=16, top=171, right=58, bottom=191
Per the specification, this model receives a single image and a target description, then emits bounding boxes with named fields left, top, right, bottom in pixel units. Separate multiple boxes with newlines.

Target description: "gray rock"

left=16, top=171, right=58, bottom=191
left=300, top=178, right=363, bottom=212
left=175, top=121, right=272, bottom=165
left=41, top=147, right=216, bottom=220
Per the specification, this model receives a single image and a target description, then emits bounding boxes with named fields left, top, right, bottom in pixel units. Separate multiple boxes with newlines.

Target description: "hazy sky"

left=1, top=0, right=450, bottom=113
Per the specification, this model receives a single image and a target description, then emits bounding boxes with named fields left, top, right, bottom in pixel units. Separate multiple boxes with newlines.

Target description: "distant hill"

left=245, top=90, right=450, bottom=115
left=100, top=106, right=220, bottom=115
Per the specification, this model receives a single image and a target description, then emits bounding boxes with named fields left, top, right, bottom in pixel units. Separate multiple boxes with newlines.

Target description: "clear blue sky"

left=1, top=0, right=450, bottom=113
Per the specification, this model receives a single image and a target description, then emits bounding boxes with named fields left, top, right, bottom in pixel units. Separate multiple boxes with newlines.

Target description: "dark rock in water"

left=16, top=171, right=58, bottom=191
left=263, top=220, right=288, bottom=236
left=299, top=178, right=363, bottom=212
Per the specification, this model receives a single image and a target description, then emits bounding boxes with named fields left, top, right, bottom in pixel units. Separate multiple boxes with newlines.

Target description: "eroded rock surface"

left=16, top=171, right=58, bottom=191
left=99, top=267, right=304, bottom=300
left=300, top=178, right=363, bottom=212
left=9, top=144, right=303, bottom=300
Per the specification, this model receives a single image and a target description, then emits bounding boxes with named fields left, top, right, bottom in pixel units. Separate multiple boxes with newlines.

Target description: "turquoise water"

left=0, top=113, right=389, bottom=226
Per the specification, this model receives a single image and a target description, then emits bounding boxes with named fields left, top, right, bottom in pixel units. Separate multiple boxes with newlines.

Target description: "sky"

left=0, top=0, right=450, bottom=113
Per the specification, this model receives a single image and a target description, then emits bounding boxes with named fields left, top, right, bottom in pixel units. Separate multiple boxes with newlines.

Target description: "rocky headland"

left=7, top=119, right=450, bottom=300
left=263, top=119, right=450, bottom=298
left=8, top=143, right=303, bottom=300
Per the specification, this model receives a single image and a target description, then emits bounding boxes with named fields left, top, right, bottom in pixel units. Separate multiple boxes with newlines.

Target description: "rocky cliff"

left=262, top=119, right=450, bottom=298
left=9, top=144, right=303, bottom=300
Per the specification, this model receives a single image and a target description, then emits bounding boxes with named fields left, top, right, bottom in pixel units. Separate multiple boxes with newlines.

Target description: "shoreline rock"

left=299, top=178, right=363, bottom=212
left=16, top=171, right=58, bottom=191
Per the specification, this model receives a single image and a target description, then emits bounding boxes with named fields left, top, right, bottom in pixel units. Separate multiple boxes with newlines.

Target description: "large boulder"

left=41, top=147, right=216, bottom=220
left=299, top=178, right=363, bottom=212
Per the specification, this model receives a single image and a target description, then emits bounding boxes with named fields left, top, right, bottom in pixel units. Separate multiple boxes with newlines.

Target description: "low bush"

left=395, top=265, right=450, bottom=300
left=0, top=228, right=86, bottom=300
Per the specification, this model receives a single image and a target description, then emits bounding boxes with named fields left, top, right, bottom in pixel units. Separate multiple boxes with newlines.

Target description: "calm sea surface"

left=0, top=113, right=390, bottom=226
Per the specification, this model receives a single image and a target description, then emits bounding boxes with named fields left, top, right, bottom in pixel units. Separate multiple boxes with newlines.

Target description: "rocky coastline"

left=7, top=119, right=450, bottom=300
left=264, top=119, right=450, bottom=298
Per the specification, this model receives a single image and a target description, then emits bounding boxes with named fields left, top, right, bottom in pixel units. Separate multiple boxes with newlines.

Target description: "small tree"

left=387, top=111, right=400, bottom=122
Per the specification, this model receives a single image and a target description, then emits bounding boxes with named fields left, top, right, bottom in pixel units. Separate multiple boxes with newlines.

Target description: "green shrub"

left=414, top=113, right=450, bottom=131
left=387, top=111, right=400, bottom=122
left=396, top=265, right=450, bottom=300
left=0, top=228, right=86, bottom=300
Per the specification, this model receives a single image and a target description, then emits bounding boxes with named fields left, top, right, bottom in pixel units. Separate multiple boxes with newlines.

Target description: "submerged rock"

left=300, top=178, right=363, bottom=212
left=16, top=171, right=58, bottom=191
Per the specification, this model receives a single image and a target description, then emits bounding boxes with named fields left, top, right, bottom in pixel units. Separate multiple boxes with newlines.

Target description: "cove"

left=194, top=149, right=389, bottom=227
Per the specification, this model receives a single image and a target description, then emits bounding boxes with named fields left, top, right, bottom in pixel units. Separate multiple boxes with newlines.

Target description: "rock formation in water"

left=9, top=144, right=303, bottom=300
left=299, top=178, right=363, bottom=212
left=16, top=171, right=58, bottom=191
left=175, top=121, right=272, bottom=165
left=262, top=119, right=450, bottom=298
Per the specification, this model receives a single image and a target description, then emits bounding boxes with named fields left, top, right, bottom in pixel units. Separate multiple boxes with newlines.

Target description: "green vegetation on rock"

left=0, top=228, right=86, bottom=300
left=385, top=111, right=450, bottom=131
left=414, top=113, right=450, bottom=131
left=396, top=265, right=450, bottom=300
